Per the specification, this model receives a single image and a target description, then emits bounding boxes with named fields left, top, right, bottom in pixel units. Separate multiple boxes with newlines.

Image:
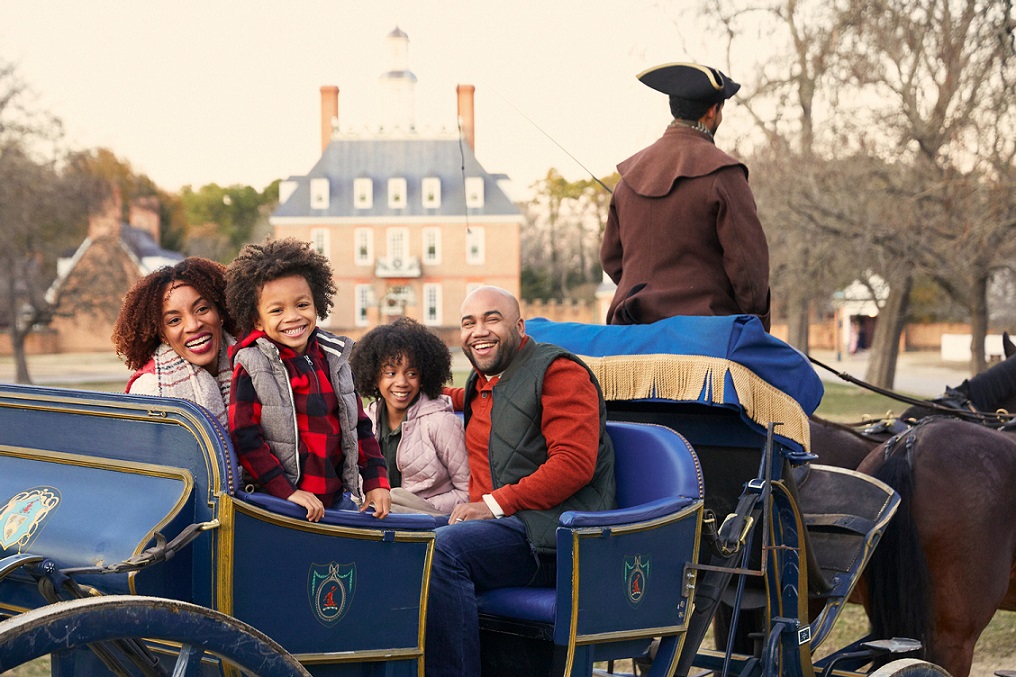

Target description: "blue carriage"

left=0, top=315, right=949, bottom=676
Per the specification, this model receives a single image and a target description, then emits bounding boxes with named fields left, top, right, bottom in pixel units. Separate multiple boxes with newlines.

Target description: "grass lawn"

left=813, top=381, right=914, bottom=423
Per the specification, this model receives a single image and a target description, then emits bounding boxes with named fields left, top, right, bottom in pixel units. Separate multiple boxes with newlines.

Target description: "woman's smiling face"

left=161, top=283, right=224, bottom=374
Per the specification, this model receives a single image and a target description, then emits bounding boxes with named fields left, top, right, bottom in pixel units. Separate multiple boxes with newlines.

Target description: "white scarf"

left=151, top=333, right=235, bottom=427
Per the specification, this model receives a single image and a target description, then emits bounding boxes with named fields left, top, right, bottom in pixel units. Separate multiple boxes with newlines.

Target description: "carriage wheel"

left=0, top=595, right=310, bottom=676
left=868, top=658, right=953, bottom=676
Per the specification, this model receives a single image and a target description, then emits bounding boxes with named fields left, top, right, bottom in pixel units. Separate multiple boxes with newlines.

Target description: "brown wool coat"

left=600, top=124, right=771, bottom=330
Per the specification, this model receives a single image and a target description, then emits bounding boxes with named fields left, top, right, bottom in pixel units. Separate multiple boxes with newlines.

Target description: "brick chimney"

left=321, top=85, right=339, bottom=152
left=456, top=84, right=475, bottom=152
left=87, top=183, right=122, bottom=240
left=129, top=196, right=161, bottom=244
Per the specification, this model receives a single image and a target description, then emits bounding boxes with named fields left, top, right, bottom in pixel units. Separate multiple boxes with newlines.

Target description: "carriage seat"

left=235, top=489, right=438, bottom=531
left=476, top=421, right=704, bottom=675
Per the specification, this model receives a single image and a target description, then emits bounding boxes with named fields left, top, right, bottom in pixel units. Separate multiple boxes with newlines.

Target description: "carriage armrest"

left=234, top=490, right=437, bottom=530
left=559, top=496, right=698, bottom=528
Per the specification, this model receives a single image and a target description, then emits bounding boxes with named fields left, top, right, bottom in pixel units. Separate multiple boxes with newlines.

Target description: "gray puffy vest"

left=464, top=340, right=615, bottom=552
left=233, top=331, right=361, bottom=498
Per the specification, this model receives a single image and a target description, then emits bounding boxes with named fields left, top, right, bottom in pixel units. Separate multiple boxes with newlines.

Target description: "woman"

left=112, top=257, right=236, bottom=426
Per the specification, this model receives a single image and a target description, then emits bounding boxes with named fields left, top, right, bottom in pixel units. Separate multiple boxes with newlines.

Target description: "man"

left=600, top=62, right=771, bottom=330
left=425, top=286, right=615, bottom=676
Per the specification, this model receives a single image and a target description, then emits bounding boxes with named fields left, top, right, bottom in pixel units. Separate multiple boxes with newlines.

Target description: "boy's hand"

left=288, top=489, right=325, bottom=522
left=361, top=487, right=391, bottom=519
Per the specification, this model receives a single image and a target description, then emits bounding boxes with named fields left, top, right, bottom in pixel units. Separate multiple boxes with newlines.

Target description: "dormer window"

left=465, top=177, right=484, bottom=208
left=310, top=178, right=330, bottom=209
left=354, top=178, right=373, bottom=209
left=388, top=177, right=407, bottom=209
left=422, top=177, right=441, bottom=208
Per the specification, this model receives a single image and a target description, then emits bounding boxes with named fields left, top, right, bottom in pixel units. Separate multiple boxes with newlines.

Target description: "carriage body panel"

left=0, top=315, right=924, bottom=676
left=0, top=384, right=433, bottom=676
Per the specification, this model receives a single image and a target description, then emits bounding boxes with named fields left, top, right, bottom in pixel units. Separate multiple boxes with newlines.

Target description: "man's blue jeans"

left=424, top=516, right=552, bottom=676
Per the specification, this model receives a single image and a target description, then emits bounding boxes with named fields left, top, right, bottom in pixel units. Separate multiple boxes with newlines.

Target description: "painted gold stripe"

left=294, top=647, right=422, bottom=664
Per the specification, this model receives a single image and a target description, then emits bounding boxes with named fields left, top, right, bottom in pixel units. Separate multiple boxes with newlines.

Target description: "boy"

left=226, top=238, right=390, bottom=521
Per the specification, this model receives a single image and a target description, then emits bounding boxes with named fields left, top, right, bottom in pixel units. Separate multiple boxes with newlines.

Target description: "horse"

left=806, top=333, right=1016, bottom=676
left=858, top=418, right=1016, bottom=677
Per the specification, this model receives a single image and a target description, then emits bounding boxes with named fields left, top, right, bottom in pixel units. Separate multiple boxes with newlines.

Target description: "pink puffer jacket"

left=367, top=394, right=469, bottom=512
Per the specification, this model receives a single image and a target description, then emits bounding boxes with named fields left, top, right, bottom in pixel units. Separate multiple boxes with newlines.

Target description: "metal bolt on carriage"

left=0, top=316, right=952, bottom=676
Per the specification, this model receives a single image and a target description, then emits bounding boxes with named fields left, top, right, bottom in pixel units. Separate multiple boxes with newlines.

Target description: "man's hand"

left=288, top=489, right=325, bottom=522
left=362, top=487, right=391, bottom=519
left=449, top=501, right=494, bottom=524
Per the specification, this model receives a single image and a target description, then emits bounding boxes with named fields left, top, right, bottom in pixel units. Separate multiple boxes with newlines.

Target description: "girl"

left=350, top=318, right=468, bottom=515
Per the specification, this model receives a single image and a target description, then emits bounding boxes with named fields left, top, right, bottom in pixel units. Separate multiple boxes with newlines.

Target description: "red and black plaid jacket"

left=230, top=329, right=388, bottom=507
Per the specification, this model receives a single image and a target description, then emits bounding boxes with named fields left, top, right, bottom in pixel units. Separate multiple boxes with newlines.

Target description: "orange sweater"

left=445, top=356, right=600, bottom=515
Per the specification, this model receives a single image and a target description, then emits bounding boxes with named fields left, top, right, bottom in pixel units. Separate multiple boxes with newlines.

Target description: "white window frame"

left=422, top=227, right=441, bottom=265
left=354, top=178, right=373, bottom=209
left=310, top=228, right=330, bottom=259
left=310, top=177, right=330, bottom=209
left=355, top=284, right=372, bottom=327
left=387, top=227, right=409, bottom=262
left=466, top=227, right=485, bottom=265
left=422, top=177, right=441, bottom=208
left=465, top=177, right=484, bottom=208
left=423, top=283, right=442, bottom=326
left=354, top=228, right=374, bottom=266
left=388, top=177, right=407, bottom=209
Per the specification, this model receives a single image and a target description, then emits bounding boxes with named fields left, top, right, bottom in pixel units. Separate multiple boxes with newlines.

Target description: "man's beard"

left=464, top=331, right=520, bottom=376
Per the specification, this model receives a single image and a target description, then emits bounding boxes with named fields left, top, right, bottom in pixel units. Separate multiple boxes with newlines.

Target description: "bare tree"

left=0, top=62, right=68, bottom=382
left=845, top=0, right=1016, bottom=377
left=0, top=61, right=110, bottom=383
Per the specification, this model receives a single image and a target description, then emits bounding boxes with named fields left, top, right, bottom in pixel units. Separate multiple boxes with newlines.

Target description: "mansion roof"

left=271, top=137, right=521, bottom=222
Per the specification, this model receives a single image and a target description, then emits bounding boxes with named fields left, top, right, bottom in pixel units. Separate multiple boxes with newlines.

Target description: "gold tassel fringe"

left=580, top=354, right=811, bottom=451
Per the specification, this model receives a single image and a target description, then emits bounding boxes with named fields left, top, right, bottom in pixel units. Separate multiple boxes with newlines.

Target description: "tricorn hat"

left=637, top=62, right=740, bottom=103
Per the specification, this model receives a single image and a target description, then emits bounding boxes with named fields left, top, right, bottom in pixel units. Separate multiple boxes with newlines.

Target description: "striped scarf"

left=150, top=333, right=235, bottom=426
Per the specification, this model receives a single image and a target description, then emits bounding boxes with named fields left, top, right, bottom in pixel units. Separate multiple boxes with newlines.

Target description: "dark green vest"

left=464, top=340, right=615, bottom=552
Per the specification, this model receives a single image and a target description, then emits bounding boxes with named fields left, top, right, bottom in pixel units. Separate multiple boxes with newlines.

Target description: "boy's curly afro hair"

left=226, top=237, right=337, bottom=336
left=112, top=257, right=235, bottom=371
left=349, top=318, right=453, bottom=400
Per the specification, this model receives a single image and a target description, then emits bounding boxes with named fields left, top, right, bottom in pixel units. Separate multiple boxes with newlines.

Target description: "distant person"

left=113, top=257, right=236, bottom=426
left=425, top=286, right=615, bottom=676
left=601, top=62, right=771, bottom=330
left=350, top=317, right=468, bottom=515
left=225, top=237, right=390, bottom=523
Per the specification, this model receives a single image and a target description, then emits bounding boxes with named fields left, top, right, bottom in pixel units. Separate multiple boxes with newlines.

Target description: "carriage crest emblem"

left=308, top=561, right=356, bottom=626
left=0, top=487, right=61, bottom=552
left=623, top=554, right=650, bottom=606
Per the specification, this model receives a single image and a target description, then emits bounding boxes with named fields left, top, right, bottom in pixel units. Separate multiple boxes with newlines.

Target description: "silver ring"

left=455, top=517, right=465, bottom=522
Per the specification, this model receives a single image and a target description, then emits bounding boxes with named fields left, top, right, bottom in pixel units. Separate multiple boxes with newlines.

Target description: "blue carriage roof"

left=525, top=315, right=823, bottom=451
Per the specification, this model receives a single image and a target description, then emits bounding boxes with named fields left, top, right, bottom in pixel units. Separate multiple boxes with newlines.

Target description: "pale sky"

left=1, top=1, right=743, bottom=199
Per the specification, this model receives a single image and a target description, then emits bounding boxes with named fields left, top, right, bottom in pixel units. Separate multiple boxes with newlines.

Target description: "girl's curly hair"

left=112, top=257, right=235, bottom=371
left=226, top=237, right=336, bottom=336
left=350, top=318, right=453, bottom=400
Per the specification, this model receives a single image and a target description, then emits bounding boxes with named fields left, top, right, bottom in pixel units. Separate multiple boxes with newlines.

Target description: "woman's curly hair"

left=226, top=237, right=336, bottom=337
left=112, top=257, right=235, bottom=371
left=350, top=318, right=453, bottom=400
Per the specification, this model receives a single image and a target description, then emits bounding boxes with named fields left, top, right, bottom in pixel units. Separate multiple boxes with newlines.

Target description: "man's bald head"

left=460, top=286, right=520, bottom=323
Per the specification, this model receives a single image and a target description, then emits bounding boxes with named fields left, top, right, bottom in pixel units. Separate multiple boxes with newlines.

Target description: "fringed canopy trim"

left=579, top=353, right=811, bottom=451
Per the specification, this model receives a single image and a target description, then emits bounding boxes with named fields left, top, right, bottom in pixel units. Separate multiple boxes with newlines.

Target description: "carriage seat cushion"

left=235, top=489, right=437, bottom=531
